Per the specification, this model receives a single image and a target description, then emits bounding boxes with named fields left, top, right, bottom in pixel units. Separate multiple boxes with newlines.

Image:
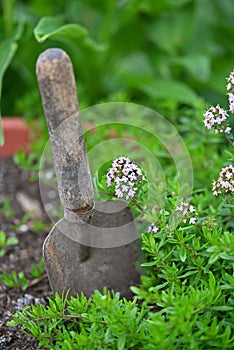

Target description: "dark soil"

left=0, top=158, right=52, bottom=350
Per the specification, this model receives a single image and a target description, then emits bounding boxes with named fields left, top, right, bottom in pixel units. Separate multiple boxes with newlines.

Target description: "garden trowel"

left=36, top=48, right=141, bottom=298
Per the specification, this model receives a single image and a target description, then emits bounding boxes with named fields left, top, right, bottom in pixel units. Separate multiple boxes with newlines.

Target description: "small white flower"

left=227, top=82, right=232, bottom=91
left=226, top=70, right=234, bottom=93
left=220, top=180, right=230, bottom=189
left=106, top=177, right=112, bottom=187
left=121, top=185, right=128, bottom=193
left=225, top=127, right=232, bottom=134
left=189, top=217, right=196, bottom=225
left=203, top=104, right=230, bottom=133
left=127, top=188, right=136, bottom=198
left=147, top=224, right=159, bottom=233
left=189, top=205, right=195, bottom=213
left=115, top=188, right=123, bottom=198
left=106, top=156, right=147, bottom=201
left=176, top=202, right=198, bottom=224
left=226, top=171, right=232, bottom=179
left=212, top=165, right=234, bottom=196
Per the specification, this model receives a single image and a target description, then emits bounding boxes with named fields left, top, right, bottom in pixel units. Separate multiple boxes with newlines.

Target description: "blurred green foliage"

left=0, top=0, right=234, bottom=122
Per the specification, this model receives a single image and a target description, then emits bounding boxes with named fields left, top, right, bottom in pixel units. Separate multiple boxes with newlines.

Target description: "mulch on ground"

left=0, top=158, right=51, bottom=350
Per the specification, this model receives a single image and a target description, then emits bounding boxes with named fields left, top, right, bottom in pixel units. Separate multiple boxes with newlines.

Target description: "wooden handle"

left=36, top=48, right=94, bottom=212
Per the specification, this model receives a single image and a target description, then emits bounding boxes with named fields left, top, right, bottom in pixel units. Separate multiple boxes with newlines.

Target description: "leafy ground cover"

left=1, top=71, right=234, bottom=348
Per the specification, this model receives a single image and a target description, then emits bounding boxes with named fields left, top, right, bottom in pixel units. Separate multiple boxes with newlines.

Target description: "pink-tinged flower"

left=147, top=223, right=159, bottom=233
left=226, top=70, right=234, bottom=112
left=176, top=202, right=198, bottom=224
left=226, top=69, right=234, bottom=92
left=228, top=93, right=234, bottom=113
left=189, top=217, right=196, bottom=225
left=115, top=188, right=123, bottom=198
left=203, top=105, right=231, bottom=134
left=225, top=127, right=232, bottom=134
left=126, top=188, right=136, bottom=199
left=189, top=205, right=196, bottom=213
left=212, top=165, right=234, bottom=196
left=106, top=156, right=147, bottom=201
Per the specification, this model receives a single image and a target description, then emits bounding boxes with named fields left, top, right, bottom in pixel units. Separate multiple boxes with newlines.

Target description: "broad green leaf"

left=0, top=23, right=24, bottom=96
left=34, top=16, right=105, bottom=52
left=34, top=16, right=84, bottom=43
left=140, top=79, right=199, bottom=106
left=0, top=22, right=23, bottom=145
left=0, top=39, right=17, bottom=145
left=0, top=39, right=17, bottom=96
left=140, top=0, right=193, bottom=14
left=173, top=55, right=211, bottom=82
left=115, top=52, right=154, bottom=86
left=148, top=4, right=195, bottom=54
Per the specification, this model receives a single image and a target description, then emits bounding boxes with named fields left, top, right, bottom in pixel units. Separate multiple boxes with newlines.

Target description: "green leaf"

left=140, top=79, right=199, bottom=106
left=0, top=22, right=23, bottom=145
left=130, top=285, right=140, bottom=293
left=0, top=39, right=17, bottom=145
left=0, top=231, right=6, bottom=247
left=141, top=261, right=156, bottom=267
left=210, top=305, right=234, bottom=311
left=0, top=40, right=17, bottom=94
left=6, top=237, right=19, bottom=246
left=219, top=253, right=234, bottom=261
left=178, top=270, right=198, bottom=279
left=173, top=55, right=211, bottom=82
left=179, top=246, right=187, bottom=262
left=208, top=271, right=216, bottom=291
left=208, top=253, right=220, bottom=265
left=115, top=52, right=154, bottom=86
left=117, top=335, right=126, bottom=350
left=34, top=16, right=86, bottom=43
left=0, top=249, right=6, bottom=257
left=19, top=271, right=28, bottom=291
left=34, top=16, right=105, bottom=53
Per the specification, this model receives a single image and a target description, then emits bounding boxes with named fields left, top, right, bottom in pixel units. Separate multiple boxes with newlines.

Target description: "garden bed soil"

left=0, top=158, right=51, bottom=350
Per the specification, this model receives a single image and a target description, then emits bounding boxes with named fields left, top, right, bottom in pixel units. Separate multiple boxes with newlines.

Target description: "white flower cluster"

left=147, top=223, right=159, bottom=233
left=106, top=156, right=146, bottom=200
left=227, top=69, right=234, bottom=113
left=203, top=68, right=234, bottom=134
left=175, top=202, right=198, bottom=225
left=203, top=105, right=231, bottom=134
left=212, top=164, right=234, bottom=196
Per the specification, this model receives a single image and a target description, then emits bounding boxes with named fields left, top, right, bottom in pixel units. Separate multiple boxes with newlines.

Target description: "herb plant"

left=7, top=69, right=234, bottom=349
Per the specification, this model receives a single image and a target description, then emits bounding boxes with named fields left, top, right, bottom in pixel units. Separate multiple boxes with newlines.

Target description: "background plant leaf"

left=140, top=79, right=200, bottom=106
left=34, top=16, right=105, bottom=52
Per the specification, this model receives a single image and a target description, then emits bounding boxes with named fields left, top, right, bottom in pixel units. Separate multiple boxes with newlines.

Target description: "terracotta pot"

left=0, top=117, right=30, bottom=157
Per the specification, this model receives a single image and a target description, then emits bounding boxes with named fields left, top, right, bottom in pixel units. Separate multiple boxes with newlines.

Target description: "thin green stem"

left=97, top=190, right=146, bottom=213
left=224, top=133, right=234, bottom=150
